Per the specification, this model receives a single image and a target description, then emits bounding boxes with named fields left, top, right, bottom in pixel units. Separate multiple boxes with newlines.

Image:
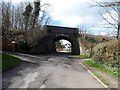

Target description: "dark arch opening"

left=53, top=36, right=73, bottom=54
left=55, top=39, right=71, bottom=53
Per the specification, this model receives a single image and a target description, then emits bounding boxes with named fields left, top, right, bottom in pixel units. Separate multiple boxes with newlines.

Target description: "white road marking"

left=79, top=63, right=108, bottom=88
left=20, top=72, right=39, bottom=88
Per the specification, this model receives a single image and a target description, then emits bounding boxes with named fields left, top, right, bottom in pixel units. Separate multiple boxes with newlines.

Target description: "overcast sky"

left=41, top=0, right=118, bottom=36
left=41, top=0, right=100, bottom=28
left=6, top=0, right=119, bottom=36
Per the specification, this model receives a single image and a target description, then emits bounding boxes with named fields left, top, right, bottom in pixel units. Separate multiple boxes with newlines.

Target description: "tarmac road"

left=2, top=53, right=105, bottom=88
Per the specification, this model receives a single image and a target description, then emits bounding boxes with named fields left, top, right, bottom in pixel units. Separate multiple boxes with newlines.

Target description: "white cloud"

left=93, top=33, right=99, bottom=35
left=8, top=0, right=101, bottom=27
left=41, top=0, right=98, bottom=27
left=100, top=32, right=107, bottom=36
left=7, top=0, right=116, bottom=36
left=93, top=32, right=107, bottom=36
left=6, top=0, right=34, bottom=3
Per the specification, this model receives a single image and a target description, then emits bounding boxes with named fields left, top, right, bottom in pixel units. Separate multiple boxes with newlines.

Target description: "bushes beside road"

left=92, top=39, right=119, bottom=76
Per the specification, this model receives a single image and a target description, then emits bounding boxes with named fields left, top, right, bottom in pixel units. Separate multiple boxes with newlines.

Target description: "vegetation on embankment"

left=79, top=34, right=112, bottom=51
left=79, top=54, right=90, bottom=58
left=2, top=54, right=21, bottom=72
left=80, top=37, right=119, bottom=88
left=79, top=35, right=118, bottom=72
left=92, top=39, right=118, bottom=71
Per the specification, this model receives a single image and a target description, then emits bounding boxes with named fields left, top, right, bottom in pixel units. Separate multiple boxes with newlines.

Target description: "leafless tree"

left=22, top=1, right=51, bottom=46
left=92, top=1, right=120, bottom=39
left=2, top=2, right=11, bottom=39
left=2, top=0, right=51, bottom=48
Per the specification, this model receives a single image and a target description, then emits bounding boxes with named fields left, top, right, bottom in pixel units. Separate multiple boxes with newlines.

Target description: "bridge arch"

left=30, top=25, right=80, bottom=55
left=47, top=25, right=80, bottom=55
left=53, top=35, right=72, bottom=53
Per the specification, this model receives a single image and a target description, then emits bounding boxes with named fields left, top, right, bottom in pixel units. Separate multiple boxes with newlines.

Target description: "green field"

left=1, top=54, right=21, bottom=72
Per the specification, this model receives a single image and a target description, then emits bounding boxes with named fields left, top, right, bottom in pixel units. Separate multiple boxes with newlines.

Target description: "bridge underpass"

left=30, top=25, right=80, bottom=55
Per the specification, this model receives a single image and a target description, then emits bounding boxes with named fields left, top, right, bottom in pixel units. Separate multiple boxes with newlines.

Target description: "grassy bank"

left=67, top=54, right=90, bottom=59
left=79, top=54, right=90, bottom=58
left=84, top=60, right=118, bottom=78
left=83, top=59, right=119, bottom=88
left=2, top=54, right=21, bottom=72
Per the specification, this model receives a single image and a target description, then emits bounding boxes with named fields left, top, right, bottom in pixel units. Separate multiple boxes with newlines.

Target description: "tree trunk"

left=117, top=7, right=120, bottom=39
left=90, top=45, right=94, bottom=58
left=117, top=24, right=120, bottom=39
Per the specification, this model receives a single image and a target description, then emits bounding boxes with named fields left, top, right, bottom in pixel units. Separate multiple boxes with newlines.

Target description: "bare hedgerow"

left=92, top=39, right=118, bottom=68
left=26, top=27, right=49, bottom=47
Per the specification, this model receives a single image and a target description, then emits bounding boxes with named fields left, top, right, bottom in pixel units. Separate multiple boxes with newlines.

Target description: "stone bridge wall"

left=30, top=25, right=80, bottom=55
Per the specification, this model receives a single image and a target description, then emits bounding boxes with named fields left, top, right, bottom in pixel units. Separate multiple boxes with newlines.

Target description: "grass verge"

left=83, top=60, right=119, bottom=88
left=79, top=54, right=90, bottom=58
left=2, top=53, right=21, bottom=72
left=68, top=54, right=90, bottom=59
left=84, top=60, right=118, bottom=78
left=90, top=70, right=110, bottom=87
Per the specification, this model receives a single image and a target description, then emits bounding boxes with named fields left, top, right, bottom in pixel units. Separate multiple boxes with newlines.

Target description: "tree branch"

left=95, top=1, right=118, bottom=23
left=100, top=13, right=118, bottom=29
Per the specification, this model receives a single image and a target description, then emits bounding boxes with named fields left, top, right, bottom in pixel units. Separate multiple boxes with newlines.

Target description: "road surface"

left=3, top=53, right=105, bottom=88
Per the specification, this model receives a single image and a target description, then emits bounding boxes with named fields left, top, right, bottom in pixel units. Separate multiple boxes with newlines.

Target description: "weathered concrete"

left=30, top=25, right=80, bottom=55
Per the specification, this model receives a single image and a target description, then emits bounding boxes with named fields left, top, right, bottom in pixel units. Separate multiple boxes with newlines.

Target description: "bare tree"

left=2, top=2, right=11, bottom=39
left=92, top=1, right=120, bottom=39
left=23, top=3, right=33, bottom=31
left=2, top=0, right=51, bottom=48
left=22, top=1, right=51, bottom=46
